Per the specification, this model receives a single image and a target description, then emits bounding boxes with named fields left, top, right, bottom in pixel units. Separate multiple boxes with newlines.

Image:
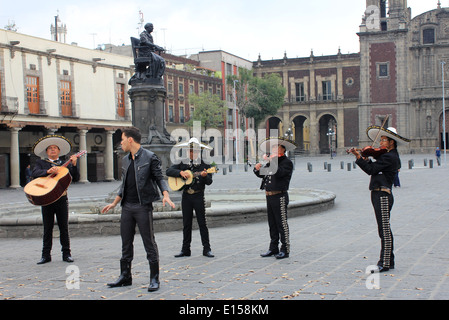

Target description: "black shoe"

left=174, top=251, right=191, bottom=258
left=260, top=250, right=278, bottom=257
left=37, top=256, right=51, bottom=264
left=108, top=261, right=132, bottom=288
left=203, top=251, right=214, bottom=258
left=275, top=252, right=289, bottom=259
left=148, top=262, right=160, bottom=292
left=63, top=256, right=74, bottom=263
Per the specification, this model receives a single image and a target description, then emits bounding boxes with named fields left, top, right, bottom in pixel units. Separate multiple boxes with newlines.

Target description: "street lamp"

left=327, top=128, right=335, bottom=159
left=233, top=79, right=239, bottom=164
left=442, top=61, right=447, bottom=165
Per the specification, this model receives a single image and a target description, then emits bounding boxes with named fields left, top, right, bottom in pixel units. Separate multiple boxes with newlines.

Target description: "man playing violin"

left=254, top=137, right=296, bottom=259
left=349, top=126, right=410, bottom=272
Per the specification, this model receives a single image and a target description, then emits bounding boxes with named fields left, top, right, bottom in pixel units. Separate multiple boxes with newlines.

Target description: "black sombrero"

left=33, top=135, right=72, bottom=158
left=366, top=126, right=411, bottom=146
left=259, top=136, right=297, bottom=153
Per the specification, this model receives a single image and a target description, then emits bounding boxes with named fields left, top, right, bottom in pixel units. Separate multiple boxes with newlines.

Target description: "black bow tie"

left=49, top=159, right=62, bottom=166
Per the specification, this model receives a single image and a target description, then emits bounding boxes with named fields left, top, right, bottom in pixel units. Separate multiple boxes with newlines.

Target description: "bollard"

left=324, top=162, right=327, bottom=170
left=307, top=162, right=313, bottom=172
left=429, top=159, right=433, bottom=168
left=244, top=164, right=248, bottom=172
left=222, top=167, right=227, bottom=175
left=347, top=163, right=351, bottom=171
left=408, top=160, right=413, bottom=169
left=228, top=165, right=232, bottom=173
left=327, top=163, right=332, bottom=172
left=424, top=159, right=427, bottom=166
left=341, top=161, right=344, bottom=169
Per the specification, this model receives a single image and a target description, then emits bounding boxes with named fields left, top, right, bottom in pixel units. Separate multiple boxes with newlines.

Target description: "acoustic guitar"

left=168, top=167, right=218, bottom=191
left=24, top=150, right=87, bottom=206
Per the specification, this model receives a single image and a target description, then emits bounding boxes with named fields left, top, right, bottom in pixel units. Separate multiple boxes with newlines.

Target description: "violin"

left=346, top=146, right=388, bottom=159
left=347, top=114, right=390, bottom=159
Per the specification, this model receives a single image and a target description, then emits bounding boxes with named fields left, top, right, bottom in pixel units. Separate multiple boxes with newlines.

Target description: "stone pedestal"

left=128, top=81, right=174, bottom=173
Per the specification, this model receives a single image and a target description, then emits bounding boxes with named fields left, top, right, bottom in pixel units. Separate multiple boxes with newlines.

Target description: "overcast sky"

left=0, top=0, right=443, bottom=61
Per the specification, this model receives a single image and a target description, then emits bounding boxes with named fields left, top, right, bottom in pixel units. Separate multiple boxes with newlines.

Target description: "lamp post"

left=327, top=128, right=335, bottom=159
left=285, top=127, right=293, bottom=157
left=442, top=61, right=447, bottom=165
left=233, top=79, right=239, bottom=164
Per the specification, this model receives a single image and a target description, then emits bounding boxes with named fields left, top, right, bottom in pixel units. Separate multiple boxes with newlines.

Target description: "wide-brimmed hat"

left=259, top=136, right=297, bottom=153
left=366, top=126, right=411, bottom=146
left=173, top=137, right=212, bottom=150
left=33, top=135, right=72, bottom=158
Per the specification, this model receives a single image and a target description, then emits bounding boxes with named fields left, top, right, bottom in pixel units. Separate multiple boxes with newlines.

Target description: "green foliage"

left=186, top=91, right=226, bottom=131
left=227, top=69, right=286, bottom=128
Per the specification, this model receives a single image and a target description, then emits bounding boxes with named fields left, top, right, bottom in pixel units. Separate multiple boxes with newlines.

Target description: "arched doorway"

left=267, top=117, right=282, bottom=137
left=319, top=114, right=337, bottom=155
left=292, top=115, right=310, bottom=153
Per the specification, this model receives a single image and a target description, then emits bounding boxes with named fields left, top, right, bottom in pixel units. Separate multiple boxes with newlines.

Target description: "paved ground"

left=1, top=153, right=448, bottom=304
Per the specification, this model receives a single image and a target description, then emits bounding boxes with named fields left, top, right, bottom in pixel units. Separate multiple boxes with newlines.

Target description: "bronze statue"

left=129, top=23, right=166, bottom=85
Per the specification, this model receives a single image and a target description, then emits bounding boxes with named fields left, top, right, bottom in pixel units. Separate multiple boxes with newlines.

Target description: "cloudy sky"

left=0, top=0, right=443, bottom=61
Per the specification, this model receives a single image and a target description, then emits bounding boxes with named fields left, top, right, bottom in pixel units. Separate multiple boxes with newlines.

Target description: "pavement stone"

left=0, top=153, right=448, bottom=304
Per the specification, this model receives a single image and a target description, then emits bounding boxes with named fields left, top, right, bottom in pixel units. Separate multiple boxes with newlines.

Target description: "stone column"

left=105, top=130, right=114, bottom=181
left=9, top=127, right=21, bottom=189
left=78, top=129, right=89, bottom=183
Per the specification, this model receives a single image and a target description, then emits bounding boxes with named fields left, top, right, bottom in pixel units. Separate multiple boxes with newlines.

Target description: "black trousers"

left=120, top=202, right=159, bottom=264
left=41, top=195, right=70, bottom=257
left=180, top=192, right=211, bottom=253
left=266, top=192, right=290, bottom=254
left=371, top=191, right=395, bottom=268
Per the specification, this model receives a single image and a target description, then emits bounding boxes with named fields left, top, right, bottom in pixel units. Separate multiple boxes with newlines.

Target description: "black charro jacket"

left=32, top=158, right=79, bottom=182
left=253, top=155, right=294, bottom=192
left=356, top=149, right=400, bottom=190
left=166, top=160, right=213, bottom=193
left=118, top=147, right=169, bottom=206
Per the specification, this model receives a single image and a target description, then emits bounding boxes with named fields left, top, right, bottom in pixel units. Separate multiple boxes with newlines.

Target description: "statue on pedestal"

left=129, top=22, right=166, bottom=85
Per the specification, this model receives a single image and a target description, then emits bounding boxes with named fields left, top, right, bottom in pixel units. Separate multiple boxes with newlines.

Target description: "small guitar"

left=24, top=150, right=87, bottom=206
left=168, top=167, right=218, bottom=191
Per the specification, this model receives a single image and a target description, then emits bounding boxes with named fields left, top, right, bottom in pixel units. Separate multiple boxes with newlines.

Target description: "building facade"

left=255, top=1, right=448, bottom=155
left=253, top=51, right=361, bottom=155
left=359, top=0, right=449, bottom=152
left=0, top=29, right=134, bottom=188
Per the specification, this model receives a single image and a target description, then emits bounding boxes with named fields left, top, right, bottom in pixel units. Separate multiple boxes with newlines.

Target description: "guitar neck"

left=60, top=150, right=87, bottom=168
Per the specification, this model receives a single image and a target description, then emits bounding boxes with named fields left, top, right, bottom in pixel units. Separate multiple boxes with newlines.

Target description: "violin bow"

left=372, top=115, right=389, bottom=146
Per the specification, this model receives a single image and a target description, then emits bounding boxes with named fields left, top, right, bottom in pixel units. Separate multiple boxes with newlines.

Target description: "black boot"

left=108, top=260, right=132, bottom=288
left=148, top=262, right=160, bottom=292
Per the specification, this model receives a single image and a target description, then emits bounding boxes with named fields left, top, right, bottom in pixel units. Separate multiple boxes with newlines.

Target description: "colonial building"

left=0, top=29, right=134, bottom=188
left=254, top=1, right=448, bottom=155
left=359, top=0, right=449, bottom=152
left=253, top=51, right=360, bottom=155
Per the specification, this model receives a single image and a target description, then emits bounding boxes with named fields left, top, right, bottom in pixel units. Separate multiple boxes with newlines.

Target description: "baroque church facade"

left=255, top=0, right=449, bottom=155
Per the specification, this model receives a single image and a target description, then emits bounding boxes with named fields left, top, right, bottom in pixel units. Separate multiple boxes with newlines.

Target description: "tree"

left=186, top=91, right=226, bottom=132
left=227, top=69, right=286, bottom=130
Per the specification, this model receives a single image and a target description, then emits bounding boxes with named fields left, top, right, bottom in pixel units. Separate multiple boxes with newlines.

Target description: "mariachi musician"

left=31, top=135, right=79, bottom=264
left=253, top=136, right=296, bottom=259
left=348, top=126, right=410, bottom=272
left=166, top=138, right=215, bottom=258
